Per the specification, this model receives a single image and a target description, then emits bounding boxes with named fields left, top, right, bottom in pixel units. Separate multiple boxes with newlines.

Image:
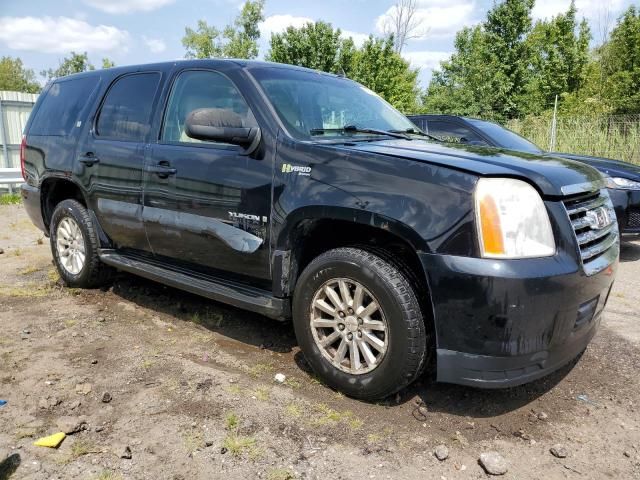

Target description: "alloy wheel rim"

left=56, top=217, right=86, bottom=275
left=310, top=278, right=388, bottom=375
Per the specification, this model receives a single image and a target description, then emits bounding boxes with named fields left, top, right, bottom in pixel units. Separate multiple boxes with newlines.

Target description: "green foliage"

left=182, top=0, right=265, bottom=59
left=0, top=56, right=41, bottom=93
left=266, top=21, right=354, bottom=74
left=0, top=193, right=22, bottom=205
left=42, top=52, right=94, bottom=80
left=101, top=58, right=116, bottom=69
left=267, top=22, right=419, bottom=111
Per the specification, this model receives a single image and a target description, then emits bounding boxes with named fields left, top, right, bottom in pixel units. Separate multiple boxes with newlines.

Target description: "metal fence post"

left=0, top=99, right=12, bottom=194
left=549, top=95, right=558, bottom=152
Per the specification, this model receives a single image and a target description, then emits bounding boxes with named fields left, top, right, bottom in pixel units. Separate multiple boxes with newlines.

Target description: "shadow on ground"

left=620, top=239, right=640, bottom=262
left=0, top=454, right=20, bottom=480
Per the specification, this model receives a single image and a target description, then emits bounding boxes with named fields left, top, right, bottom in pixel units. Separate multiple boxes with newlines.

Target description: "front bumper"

left=609, top=188, right=640, bottom=235
left=420, top=251, right=617, bottom=388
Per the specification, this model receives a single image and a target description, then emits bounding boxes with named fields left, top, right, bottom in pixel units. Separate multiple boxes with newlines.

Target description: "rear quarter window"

left=29, top=76, right=99, bottom=136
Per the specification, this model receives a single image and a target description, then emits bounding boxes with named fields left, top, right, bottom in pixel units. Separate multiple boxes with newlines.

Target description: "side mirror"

left=185, top=108, right=261, bottom=153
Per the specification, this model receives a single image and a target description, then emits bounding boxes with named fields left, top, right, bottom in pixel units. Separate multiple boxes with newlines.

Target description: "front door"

left=80, top=72, right=162, bottom=251
left=142, top=69, right=272, bottom=281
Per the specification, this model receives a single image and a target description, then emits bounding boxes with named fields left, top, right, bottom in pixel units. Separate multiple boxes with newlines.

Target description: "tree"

left=266, top=21, right=354, bottom=74
left=101, top=58, right=116, bottom=69
left=182, top=0, right=265, bottom=59
left=349, top=36, right=420, bottom=112
left=522, top=2, right=591, bottom=114
left=42, top=52, right=94, bottom=80
left=381, top=0, right=426, bottom=54
left=424, top=0, right=536, bottom=120
left=0, top=57, right=40, bottom=93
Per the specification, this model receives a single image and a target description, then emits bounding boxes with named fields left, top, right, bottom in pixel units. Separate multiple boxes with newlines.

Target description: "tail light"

left=20, top=135, right=27, bottom=180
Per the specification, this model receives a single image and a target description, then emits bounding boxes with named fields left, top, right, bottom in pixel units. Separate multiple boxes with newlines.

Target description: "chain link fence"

left=506, top=114, right=640, bottom=164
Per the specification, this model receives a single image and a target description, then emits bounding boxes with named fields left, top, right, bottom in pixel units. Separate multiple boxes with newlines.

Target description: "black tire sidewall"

left=293, top=252, right=418, bottom=400
left=50, top=200, right=97, bottom=287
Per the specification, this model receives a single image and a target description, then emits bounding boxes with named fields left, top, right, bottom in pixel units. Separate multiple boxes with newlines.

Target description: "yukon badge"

left=228, top=212, right=268, bottom=224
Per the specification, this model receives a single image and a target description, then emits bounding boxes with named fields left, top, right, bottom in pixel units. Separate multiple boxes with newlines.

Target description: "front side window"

left=96, top=72, right=161, bottom=142
left=250, top=66, right=416, bottom=141
left=162, top=70, right=255, bottom=145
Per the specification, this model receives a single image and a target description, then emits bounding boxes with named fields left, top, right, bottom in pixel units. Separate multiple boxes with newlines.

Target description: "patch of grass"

left=284, top=377, right=302, bottom=389
left=190, top=312, right=202, bottom=324
left=267, top=468, right=295, bottom=480
left=95, top=470, right=123, bottom=480
left=225, top=412, right=240, bottom=431
left=12, top=248, right=23, bottom=257
left=71, top=439, right=98, bottom=458
left=247, top=362, right=274, bottom=378
left=0, top=284, right=51, bottom=297
left=0, top=193, right=21, bottom=205
left=47, top=268, right=60, bottom=284
left=141, top=358, right=155, bottom=370
left=311, top=403, right=362, bottom=429
left=19, top=265, right=40, bottom=275
left=225, top=384, right=243, bottom=395
left=64, top=319, right=76, bottom=328
left=253, top=386, right=270, bottom=401
left=14, top=428, right=37, bottom=439
left=183, top=428, right=205, bottom=452
left=285, top=402, right=303, bottom=418
left=222, top=433, right=257, bottom=457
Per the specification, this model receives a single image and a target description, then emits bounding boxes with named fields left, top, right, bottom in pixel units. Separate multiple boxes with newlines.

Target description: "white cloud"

left=403, top=50, right=451, bottom=71
left=259, top=14, right=314, bottom=38
left=376, top=0, right=477, bottom=39
left=82, top=0, right=175, bottom=14
left=0, top=16, right=129, bottom=53
left=143, top=36, right=166, bottom=53
left=341, top=30, right=370, bottom=47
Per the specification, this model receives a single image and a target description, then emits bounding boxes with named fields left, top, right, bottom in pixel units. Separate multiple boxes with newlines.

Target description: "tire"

left=292, top=247, right=429, bottom=400
left=49, top=199, right=112, bottom=288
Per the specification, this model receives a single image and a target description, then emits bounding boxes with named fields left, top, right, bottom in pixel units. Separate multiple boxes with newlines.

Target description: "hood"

left=330, top=139, right=603, bottom=197
left=550, top=152, right=640, bottom=180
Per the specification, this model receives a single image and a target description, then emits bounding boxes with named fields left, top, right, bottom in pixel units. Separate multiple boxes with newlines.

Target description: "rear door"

left=142, top=68, right=272, bottom=281
left=78, top=72, right=163, bottom=250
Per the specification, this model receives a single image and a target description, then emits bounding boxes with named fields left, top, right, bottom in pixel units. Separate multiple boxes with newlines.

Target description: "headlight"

left=475, top=178, right=556, bottom=258
left=604, top=176, right=640, bottom=190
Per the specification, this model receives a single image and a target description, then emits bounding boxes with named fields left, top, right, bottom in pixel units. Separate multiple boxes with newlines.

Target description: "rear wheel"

left=50, top=199, right=112, bottom=288
left=292, top=247, right=429, bottom=400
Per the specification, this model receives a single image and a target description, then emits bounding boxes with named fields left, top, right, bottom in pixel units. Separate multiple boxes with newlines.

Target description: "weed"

left=190, top=312, right=202, bottom=324
left=95, top=470, right=123, bottom=480
left=183, top=428, right=205, bottom=452
left=141, top=358, right=155, bottom=370
left=222, top=433, right=256, bottom=457
left=248, top=362, right=274, bottom=378
left=0, top=284, right=50, bottom=297
left=71, top=439, right=98, bottom=458
left=284, top=377, right=302, bottom=389
left=366, top=433, right=382, bottom=443
left=19, top=265, right=40, bottom=275
left=253, top=386, right=270, bottom=401
left=226, top=384, right=243, bottom=395
left=267, top=468, right=295, bottom=480
left=47, top=268, right=60, bottom=284
left=311, top=404, right=362, bottom=429
left=0, top=193, right=21, bottom=205
left=64, top=319, right=76, bottom=328
left=285, top=403, right=303, bottom=418
left=225, top=412, right=240, bottom=431
left=12, top=248, right=22, bottom=257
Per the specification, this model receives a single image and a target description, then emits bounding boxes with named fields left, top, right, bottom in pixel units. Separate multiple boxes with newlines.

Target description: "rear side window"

left=29, top=77, right=98, bottom=136
left=427, top=120, right=487, bottom=145
left=96, top=72, right=161, bottom=142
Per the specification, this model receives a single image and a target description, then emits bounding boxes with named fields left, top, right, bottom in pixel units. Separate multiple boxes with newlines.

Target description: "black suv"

left=21, top=60, right=618, bottom=400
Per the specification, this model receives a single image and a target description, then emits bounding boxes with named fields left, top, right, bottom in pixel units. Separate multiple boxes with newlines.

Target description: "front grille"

left=628, top=209, right=640, bottom=228
left=563, top=190, right=618, bottom=273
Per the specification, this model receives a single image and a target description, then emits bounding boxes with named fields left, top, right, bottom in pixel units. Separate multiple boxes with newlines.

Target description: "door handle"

left=146, top=164, right=177, bottom=177
left=78, top=152, right=100, bottom=166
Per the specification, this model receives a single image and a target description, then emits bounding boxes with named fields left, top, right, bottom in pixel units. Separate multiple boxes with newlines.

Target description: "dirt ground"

left=0, top=202, right=639, bottom=480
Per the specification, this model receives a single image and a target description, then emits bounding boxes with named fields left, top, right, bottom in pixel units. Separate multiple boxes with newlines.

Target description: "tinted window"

left=29, top=77, right=98, bottom=136
left=162, top=70, right=255, bottom=144
left=96, top=73, right=160, bottom=141
left=427, top=120, right=488, bottom=145
left=467, top=119, right=543, bottom=153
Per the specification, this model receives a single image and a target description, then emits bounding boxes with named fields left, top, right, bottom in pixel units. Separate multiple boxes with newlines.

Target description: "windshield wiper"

left=388, top=128, right=442, bottom=142
left=310, top=124, right=411, bottom=140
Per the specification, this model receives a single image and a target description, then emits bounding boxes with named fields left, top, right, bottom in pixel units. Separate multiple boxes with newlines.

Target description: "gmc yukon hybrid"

left=20, top=60, right=619, bottom=400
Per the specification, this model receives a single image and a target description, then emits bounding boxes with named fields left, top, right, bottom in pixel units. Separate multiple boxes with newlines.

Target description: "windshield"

left=250, top=66, right=417, bottom=141
left=467, top=118, right=543, bottom=154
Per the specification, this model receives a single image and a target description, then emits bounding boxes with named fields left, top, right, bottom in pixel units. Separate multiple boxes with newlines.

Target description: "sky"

left=0, top=0, right=636, bottom=88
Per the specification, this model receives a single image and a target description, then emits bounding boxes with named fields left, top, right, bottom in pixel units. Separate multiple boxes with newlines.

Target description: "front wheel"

left=292, top=247, right=429, bottom=400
